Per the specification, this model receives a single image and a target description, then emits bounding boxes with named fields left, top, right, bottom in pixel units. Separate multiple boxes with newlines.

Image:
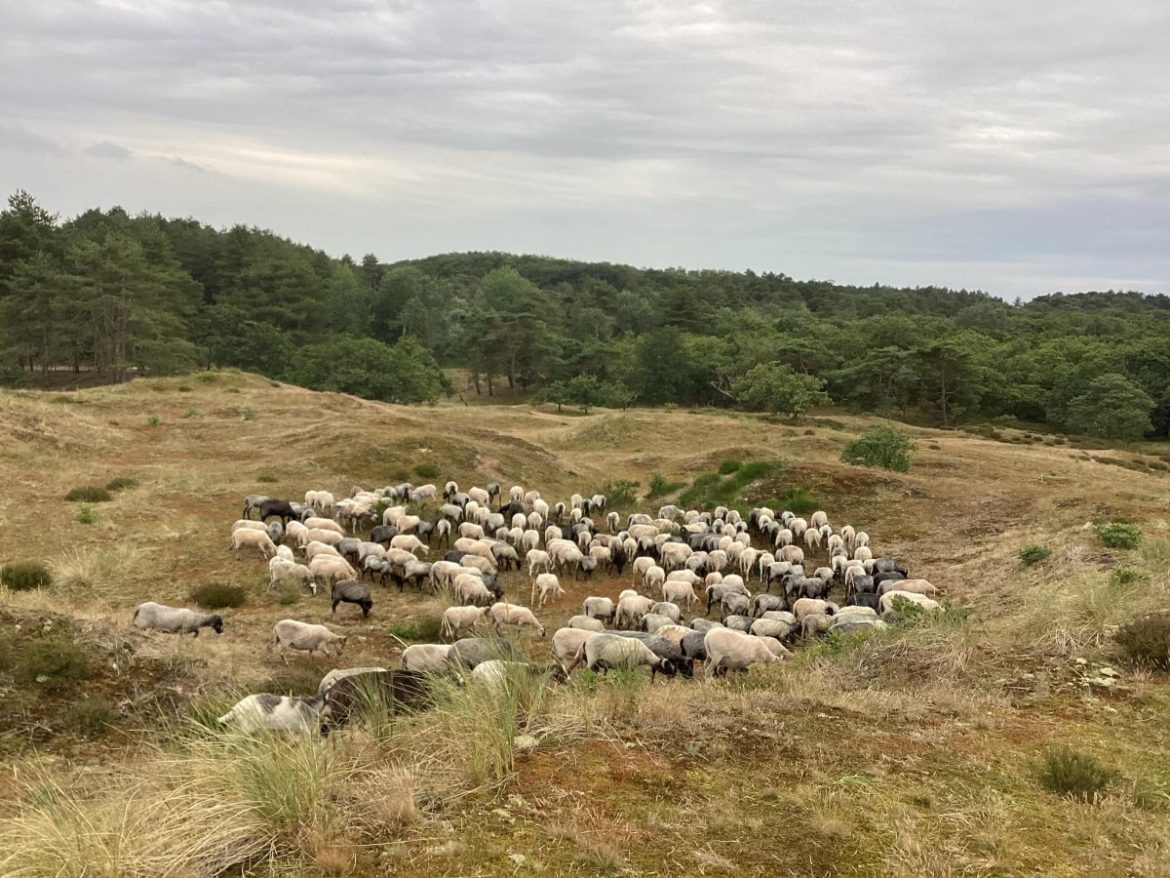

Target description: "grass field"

left=1, top=371, right=1169, bottom=876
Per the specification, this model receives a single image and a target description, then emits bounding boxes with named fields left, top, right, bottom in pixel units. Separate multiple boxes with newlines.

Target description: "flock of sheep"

left=131, top=479, right=942, bottom=734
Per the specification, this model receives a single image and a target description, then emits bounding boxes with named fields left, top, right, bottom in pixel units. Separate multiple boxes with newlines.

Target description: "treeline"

left=1, top=191, right=1168, bottom=438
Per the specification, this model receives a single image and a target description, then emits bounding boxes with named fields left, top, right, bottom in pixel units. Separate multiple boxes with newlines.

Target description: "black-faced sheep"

left=133, top=602, right=223, bottom=636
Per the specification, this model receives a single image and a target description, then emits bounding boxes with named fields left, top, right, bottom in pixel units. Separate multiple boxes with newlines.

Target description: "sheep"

left=662, top=580, right=698, bottom=607
left=242, top=494, right=271, bottom=520
left=567, top=614, right=605, bottom=632
left=792, top=598, right=836, bottom=621
left=582, top=596, right=616, bottom=623
left=751, top=594, right=785, bottom=616
left=690, top=617, right=721, bottom=633
left=720, top=592, right=750, bottom=621
left=450, top=637, right=524, bottom=669
left=275, top=544, right=294, bottom=561
left=532, top=573, right=565, bottom=608
left=615, top=594, right=655, bottom=630
left=526, top=549, right=552, bottom=578
left=401, top=644, right=455, bottom=673
left=305, top=527, right=343, bottom=548
left=644, top=565, right=666, bottom=595
left=879, top=591, right=941, bottom=616
left=830, top=616, right=887, bottom=637
left=750, top=617, right=797, bottom=641
left=309, top=554, right=358, bottom=587
left=268, top=558, right=317, bottom=595
left=304, top=517, right=345, bottom=535
left=650, top=601, right=681, bottom=624
left=441, top=605, right=491, bottom=640
left=459, top=521, right=485, bottom=541
left=641, top=613, right=676, bottom=634
left=331, top=580, right=373, bottom=617
left=801, top=613, right=835, bottom=638
left=489, top=602, right=546, bottom=637
left=704, top=628, right=784, bottom=678
left=231, top=518, right=269, bottom=533
left=217, top=693, right=331, bottom=735
left=567, top=633, right=676, bottom=680
left=269, top=620, right=347, bottom=663
left=390, top=534, right=428, bottom=556
left=724, top=614, right=756, bottom=633
left=133, top=602, right=223, bottom=637
left=319, top=668, right=432, bottom=723
left=877, top=578, right=938, bottom=598
left=810, top=510, right=829, bottom=529
left=453, top=573, right=495, bottom=606
left=229, top=528, right=277, bottom=559
left=552, top=627, right=597, bottom=671
left=305, top=540, right=342, bottom=561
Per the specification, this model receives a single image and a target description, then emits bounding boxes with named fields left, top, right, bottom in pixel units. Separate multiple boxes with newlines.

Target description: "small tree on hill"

left=732, top=362, right=829, bottom=419
left=1065, top=373, right=1154, bottom=440
left=841, top=425, right=914, bottom=472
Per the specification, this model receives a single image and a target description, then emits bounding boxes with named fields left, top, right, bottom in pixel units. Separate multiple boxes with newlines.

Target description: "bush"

left=1018, top=545, right=1052, bottom=566
left=718, top=459, right=742, bottom=475
left=104, top=477, right=138, bottom=492
left=256, top=473, right=278, bottom=484
left=63, top=697, right=116, bottom=739
left=1037, top=747, right=1117, bottom=802
left=840, top=426, right=914, bottom=473
left=646, top=472, right=685, bottom=499
left=1110, top=567, right=1148, bottom=587
left=190, top=583, right=246, bottom=609
left=389, top=617, right=442, bottom=643
left=76, top=504, right=98, bottom=525
left=777, top=488, right=820, bottom=515
left=14, top=640, right=90, bottom=693
left=599, top=479, right=639, bottom=509
left=413, top=462, right=439, bottom=479
left=65, top=486, right=112, bottom=502
left=1096, top=522, right=1142, bottom=549
left=148, top=414, right=161, bottom=426
left=177, top=385, right=192, bottom=393
left=1114, top=612, right=1170, bottom=669
left=0, top=561, right=52, bottom=591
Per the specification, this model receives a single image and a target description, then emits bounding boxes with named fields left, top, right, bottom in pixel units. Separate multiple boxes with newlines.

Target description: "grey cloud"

left=0, top=0, right=1167, bottom=298
left=85, top=141, right=133, bottom=160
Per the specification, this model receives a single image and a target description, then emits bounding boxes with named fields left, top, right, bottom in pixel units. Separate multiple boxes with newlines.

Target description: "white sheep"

left=644, top=565, right=666, bottom=595
left=631, top=556, right=657, bottom=584
left=268, top=557, right=317, bottom=595
left=440, top=605, right=490, bottom=639
left=304, top=517, right=344, bottom=535
left=552, top=627, right=596, bottom=670
left=877, top=578, right=938, bottom=597
left=489, top=602, right=546, bottom=637
left=391, top=534, right=428, bottom=555
left=662, top=580, right=698, bottom=607
left=217, top=693, right=329, bottom=735
left=879, top=591, right=941, bottom=616
left=133, top=602, right=223, bottom=636
left=308, top=554, right=357, bottom=586
left=453, top=573, right=494, bottom=606
left=527, top=549, right=552, bottom=578
left=792, top=598, right=836, bottom=622
left=582, top=596, right=616, bottom=622
left=704, top=628, right=784, bottom=678
left=229, top=528, right=277, bottom=559
left=567, top=614, right=605, bottom=631
left=269, top=619, right=346, bottom=663
left=567, top=633, right=674, bottom=679
left=532, top=573, right=565, bottom=607
left=401, top=643, right=455, bottom=673
left=615, top=594, right=655, bottom=629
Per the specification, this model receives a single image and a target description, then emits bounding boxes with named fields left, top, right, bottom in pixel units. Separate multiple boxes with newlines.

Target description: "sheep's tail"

left=132, top=606, right=140, bottom=624
left=565, top=642, right=587, bottom=674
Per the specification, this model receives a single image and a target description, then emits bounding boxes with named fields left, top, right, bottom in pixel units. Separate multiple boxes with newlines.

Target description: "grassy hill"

left=1, top=372, right=1168, bottom=876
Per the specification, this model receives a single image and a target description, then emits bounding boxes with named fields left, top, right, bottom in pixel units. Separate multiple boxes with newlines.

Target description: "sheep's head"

left=209, top=616, right=225, bottom=634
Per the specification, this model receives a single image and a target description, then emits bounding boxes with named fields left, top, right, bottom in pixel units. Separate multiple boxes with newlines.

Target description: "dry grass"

left=3, top=373, right=1170, bottom=875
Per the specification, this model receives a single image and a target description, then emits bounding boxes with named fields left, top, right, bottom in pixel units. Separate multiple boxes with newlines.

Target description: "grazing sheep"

left=650, top=601, right=682, bottom=624
left=877, top=578, right=938, bottom=598
left=242, top=494, right=271, bottom=520
left=454, top=573, right=495, bottom=606
left=489, top=602, right=546, bottom=637
left=275, top=544, right=295, bottom=561
left=532, top=573, right=565, bottom=608
left=644, top=565, right=667, bottom=595
left=269, top=620, right=347, bottom=663
left=552, top=627, right=596, bottom=670
left=391, top=534, right=428, bottom=556
left=268, top=558, right=317, bottom=595
left=450, top=637, right=524, bottom=669
left=830, top=616, right=887, bottom=637
left=750, top=617, right=797, bottom=641
left=662, top=579, right=698, bottom=607
left=801, top=613, right=835, bottom=638
left=879, top=591, right=942, bottom=616
left=441, top=605, right=491, bottom=639
left=319, top=668, right=432, bottom=723
left=331, top=580, right=373, bottom=617
left=309, top=554, right=358, bottom=587
left=582, top=596, right=616, bottom=623
left=304, top=517, right=345, bottom=536
left=723, top=614, right=756, bottom=633
left=720, top=592, right=750, bottom=621
left=567, top=633, right=676, bottom=680
left=401, top=644, right=455, bottom=673
left=615, top=594, right=655, bottom=630
left=704, top=628, right=784, bottom=678
left=133, top=602, right=223, bottom=637
left=792, top=598, right=836, bottom=621
left=640, top=613, right=676, bottom=634
left=217, top=693, right=330, bottom=735
left=567, top=614, right=605, bottom=631
left=229, top=528, right=278, bottom=559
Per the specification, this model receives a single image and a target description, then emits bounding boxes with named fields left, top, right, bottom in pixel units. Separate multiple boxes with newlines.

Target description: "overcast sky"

left=2, top=1, right=1168, bottom=299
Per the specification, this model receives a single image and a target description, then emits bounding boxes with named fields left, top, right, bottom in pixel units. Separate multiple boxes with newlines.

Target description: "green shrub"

left=413, top=462, right=440, bottom=479
left=195, top=371, right=219, bottom=384
left=15, top=640, right=90, bottom=693
left=189, top=583, right=246, bottom=609
left=261, top=664, right=323, bottom=696
left=599, top=479, right=639, bottom=509
left=76, top=504, right=98, bottom=525
left=646, top=472, right=685, bottom=499
left=1114, top=612, right=1170, bottom=669
left=177, top=385, right=192, bottom=393
left=182, top=408, right=197, bottom=418
left=389, top=617, right=442, bottom=643
left=717, top=459, right=742, bottom=475
left=1096, top=522, right=1142, bottom=549
left=1110, top=567, right=1149, bottom=587
left=778, top=488, right=820, bottom=515
left=104, top=477, right=138, bottom=492
left=65, top=486, right=112, bottom=502
left=1018, top=545, right=1052, bottom=566
left=0, top=561, right=52, bottom=591
left=256, top=473, right=278, bottom=484
left=840, top=426, right=914, bottom=473
left=1037, top=747, right=1117, bottom=802
left=242, top=409, right=257, bottom=421
left=63, top=697, right=116, bottom=739
left=147, top=414, right=161, bottom=426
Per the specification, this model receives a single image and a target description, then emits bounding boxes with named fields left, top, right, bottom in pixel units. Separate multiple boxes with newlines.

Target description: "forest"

left=1, top=190, right=1168, bottom=439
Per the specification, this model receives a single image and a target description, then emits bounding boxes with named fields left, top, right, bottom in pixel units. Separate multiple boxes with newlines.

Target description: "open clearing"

left=2, top=371, right=1170, bottom=876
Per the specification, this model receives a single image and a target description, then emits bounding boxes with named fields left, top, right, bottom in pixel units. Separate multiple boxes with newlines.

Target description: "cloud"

left=0, top=0, right=1167, bottom=298
left=85, top=141, right=133, bottom=160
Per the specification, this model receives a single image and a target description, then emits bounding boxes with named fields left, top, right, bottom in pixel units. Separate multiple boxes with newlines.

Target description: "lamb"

left=401, top=643, right=455, bottom=673
left=132, top=602, right=223, bottom=636
left=532, top=573, right=565, bottom=608
left=703, top=627, right=785, bottom=678
left=441, top=605, right=491, bottom=639
left=489, top=602, right=546, bottom=637
left=217, top=693, right=331, bottom=735
left=331, top=580, right=373, bottom=617
left=567, top=633, right=676, bottom=680
left=229, top=528, right=277, bottom=559
left=582, top=596, right=616, bottom=623
left=269, top=620, right=347, bottom=663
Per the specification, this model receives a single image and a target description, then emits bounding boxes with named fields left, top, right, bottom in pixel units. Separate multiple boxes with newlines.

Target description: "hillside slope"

left=1, top=372, right=1169, bottom=876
